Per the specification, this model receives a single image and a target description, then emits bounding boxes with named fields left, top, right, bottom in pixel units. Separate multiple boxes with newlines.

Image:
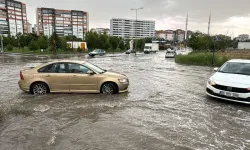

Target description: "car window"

left=57, top=63, right=66, bottom=73
left=68, top=63, right=89, bottom=74
left=38, top=63, right=58, bottom=73
left=38, top=63, right=66, bottom=73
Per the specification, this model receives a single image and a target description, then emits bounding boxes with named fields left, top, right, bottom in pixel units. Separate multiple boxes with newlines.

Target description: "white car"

left=206, top=59, right=250, bottom=104
left=165, top=48, right=176, bottom=58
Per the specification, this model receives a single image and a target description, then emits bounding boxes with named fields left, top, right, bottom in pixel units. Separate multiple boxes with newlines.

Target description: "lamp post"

left=131, top=7, right=143, bottom=54
left=0, top=27, right=3, bottom=54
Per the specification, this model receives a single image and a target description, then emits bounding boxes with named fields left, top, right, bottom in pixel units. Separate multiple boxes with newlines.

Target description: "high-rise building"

left=91, top=28, right=110, bottom=35
left=110, top=18, right=155, bottom=39
left=37, top=8, right=89, bottom=39
left=0, top=0, right=28, bottom=36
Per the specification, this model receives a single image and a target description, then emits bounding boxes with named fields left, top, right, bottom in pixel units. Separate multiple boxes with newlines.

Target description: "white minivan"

left=206, top=59, right=250, bottom=104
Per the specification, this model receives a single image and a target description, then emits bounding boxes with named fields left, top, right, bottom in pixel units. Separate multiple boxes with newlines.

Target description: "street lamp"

left=131, top=7, right=143, bottom=54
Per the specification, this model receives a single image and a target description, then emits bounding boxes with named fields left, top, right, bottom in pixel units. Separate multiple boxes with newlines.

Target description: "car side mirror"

left=213, top=67, right=218, bottom=72
left=87, top=70, right=95, bottom=75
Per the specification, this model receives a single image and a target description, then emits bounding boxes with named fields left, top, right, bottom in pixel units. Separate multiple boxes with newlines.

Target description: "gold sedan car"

left=19, top=60, right=129, bottom=95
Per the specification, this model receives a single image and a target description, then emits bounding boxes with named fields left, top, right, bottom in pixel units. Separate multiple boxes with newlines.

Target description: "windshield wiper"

left=219, top=71, right=238, bottom=74
left=235, top=72, right=250, bottom=76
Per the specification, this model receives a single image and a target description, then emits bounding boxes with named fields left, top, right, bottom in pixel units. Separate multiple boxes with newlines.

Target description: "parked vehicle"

left=206, top=59, right=250, bottom=104
left=88, top=49, right=106, bottom=57
left=165, top=48, right=176, bottom=58
left=144, top=43, right=159, bottom=54
left=175, top=47, right=192, bottom=56
left=19, top=60, right=129, bottom=95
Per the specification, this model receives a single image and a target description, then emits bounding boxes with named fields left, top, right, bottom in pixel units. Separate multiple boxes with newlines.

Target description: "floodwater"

left=0, top=52, right=250, bottom=150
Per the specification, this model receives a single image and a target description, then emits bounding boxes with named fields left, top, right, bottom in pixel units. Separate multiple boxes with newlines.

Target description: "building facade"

left=166, top=30, right=175, bottom=41
left=175, top=29, right=185, bottom=42
left=155, top=29, right=192, bottom=41
left=0, top=0, right=28, bottom=36
left=237, top=34, right=249, bottom=42
left=37, top=8, right=89, bottom=39
left=110, top=18, right=155, bottom=39
left=91, top=28, right=110, bottom=35
left=155, top=30, right=166, bottom=39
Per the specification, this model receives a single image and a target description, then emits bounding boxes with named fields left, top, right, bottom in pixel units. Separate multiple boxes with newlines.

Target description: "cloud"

left=23, top=0, right=250, bottom=36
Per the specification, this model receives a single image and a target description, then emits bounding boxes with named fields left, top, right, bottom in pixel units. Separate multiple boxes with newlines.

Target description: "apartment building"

left=110, top=18, right=155, bottom=39
left=155, top=29, right=192, bottom=41
left=175, top=29, right=185, bottom=42
left=236, top=34, right=249, bottom=42
left=0, top=0, right=28, bottom=36
left=165, top=30, right=175, bottom=41
left=91, top=28, right=110, bottom=35
left=37, top=8, right=89, bottom=39
left=155, top=30, right=167, bottom=39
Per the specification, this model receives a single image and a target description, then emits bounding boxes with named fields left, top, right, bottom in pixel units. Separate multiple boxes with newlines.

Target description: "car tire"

left=101, top=83, right=117, bottom=95
left=31, top=82, right=49, bottom=95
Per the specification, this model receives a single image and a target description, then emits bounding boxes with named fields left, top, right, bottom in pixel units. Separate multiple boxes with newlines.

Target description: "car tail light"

left=20, top=71, right=24, bottom=80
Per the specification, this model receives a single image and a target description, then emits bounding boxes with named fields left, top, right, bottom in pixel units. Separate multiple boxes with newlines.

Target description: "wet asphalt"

left=0, top=52, right=250, bottom=150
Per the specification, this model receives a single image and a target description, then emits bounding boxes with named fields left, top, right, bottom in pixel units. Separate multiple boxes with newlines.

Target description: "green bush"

left=6, top=44, right=13, bottom=51
left=77, top=47, right=82, bottom=53
left=29, top=40, right=39, bottom=51
left=175, top=52, right=229, bottom=66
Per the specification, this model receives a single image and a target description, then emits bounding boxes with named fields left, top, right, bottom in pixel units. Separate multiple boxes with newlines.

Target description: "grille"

left=212, top=84, right=249, bottom=93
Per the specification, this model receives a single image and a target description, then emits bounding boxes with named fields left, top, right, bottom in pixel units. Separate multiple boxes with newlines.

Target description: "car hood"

left=103, top=71, right=127, bottom=78
left=211, top=72, right=250, bottom=88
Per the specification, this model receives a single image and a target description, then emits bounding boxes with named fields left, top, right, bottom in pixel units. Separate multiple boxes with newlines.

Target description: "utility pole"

left=131, top=7, right=143, bottom=55
left=0, top=27, right=3, bottom=54
left=185, top=13, right=188, bottom=40
left=208, top=12, right=211, bottom=36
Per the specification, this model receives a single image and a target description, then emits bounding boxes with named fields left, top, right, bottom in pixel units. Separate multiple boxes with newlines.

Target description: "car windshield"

left=219, top=62, right=250, bottom=75
left=93, top=50, right=100, bottom=52
left=84, top=62, right=106, bottom=74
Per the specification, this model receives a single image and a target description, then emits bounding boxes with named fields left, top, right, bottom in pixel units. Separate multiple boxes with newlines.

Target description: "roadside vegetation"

left=175, top=52, right=229, bottom=66
left=175, top=31, right=242, bottom=66
left=3, top=31, right=152, bottom=55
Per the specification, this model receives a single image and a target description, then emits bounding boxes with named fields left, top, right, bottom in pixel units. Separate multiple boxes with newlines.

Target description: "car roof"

left=49, top=60, right=86, bottom=64
left=228, top=59, right=250, bottom=63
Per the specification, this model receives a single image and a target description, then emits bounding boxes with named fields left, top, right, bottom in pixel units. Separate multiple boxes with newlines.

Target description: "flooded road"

left=0, top=52, right=250, bottom=150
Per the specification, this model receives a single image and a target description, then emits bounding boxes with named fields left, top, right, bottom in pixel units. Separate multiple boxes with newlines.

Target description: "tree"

left=6, top=44, right=13, bottom=51
left=85, top=31, right=98, bottom=49
left=38, top=36, right=49, bottom=50
left=19, top=35, right=26, bottom=49
left=103, top=39, right=111, bottom=50
left=59, top=37, right=69, bottom=51
left=50, top=32, right=60, bottom=55
left=29, top=40, right=39, bottom=51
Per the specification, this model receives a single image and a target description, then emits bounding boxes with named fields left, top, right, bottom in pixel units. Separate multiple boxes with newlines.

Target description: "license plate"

left=220, top=91, right=239, bottom=98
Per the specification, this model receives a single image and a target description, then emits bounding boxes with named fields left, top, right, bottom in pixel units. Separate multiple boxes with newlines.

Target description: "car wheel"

left=101, top=83, right=116, bottom=95
left=32, top=82, right=48, bottom=95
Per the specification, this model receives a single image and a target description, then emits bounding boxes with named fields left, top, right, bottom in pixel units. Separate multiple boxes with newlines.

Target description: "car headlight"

left=208, top=79, right=216, bottom=86
left=119, top=78, right=128, bottom=83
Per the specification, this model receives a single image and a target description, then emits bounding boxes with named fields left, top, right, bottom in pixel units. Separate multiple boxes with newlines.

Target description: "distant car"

left=206, top=59, right=250, bottom=104
left=165, top=48, right=176, bottom=58
left=88, top=49, right=106, bottom=57
left=18, top=60, right=129, bottom=95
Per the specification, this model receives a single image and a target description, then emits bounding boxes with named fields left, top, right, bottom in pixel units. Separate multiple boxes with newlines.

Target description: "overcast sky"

left=21, top=0, right=250, bottom=37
